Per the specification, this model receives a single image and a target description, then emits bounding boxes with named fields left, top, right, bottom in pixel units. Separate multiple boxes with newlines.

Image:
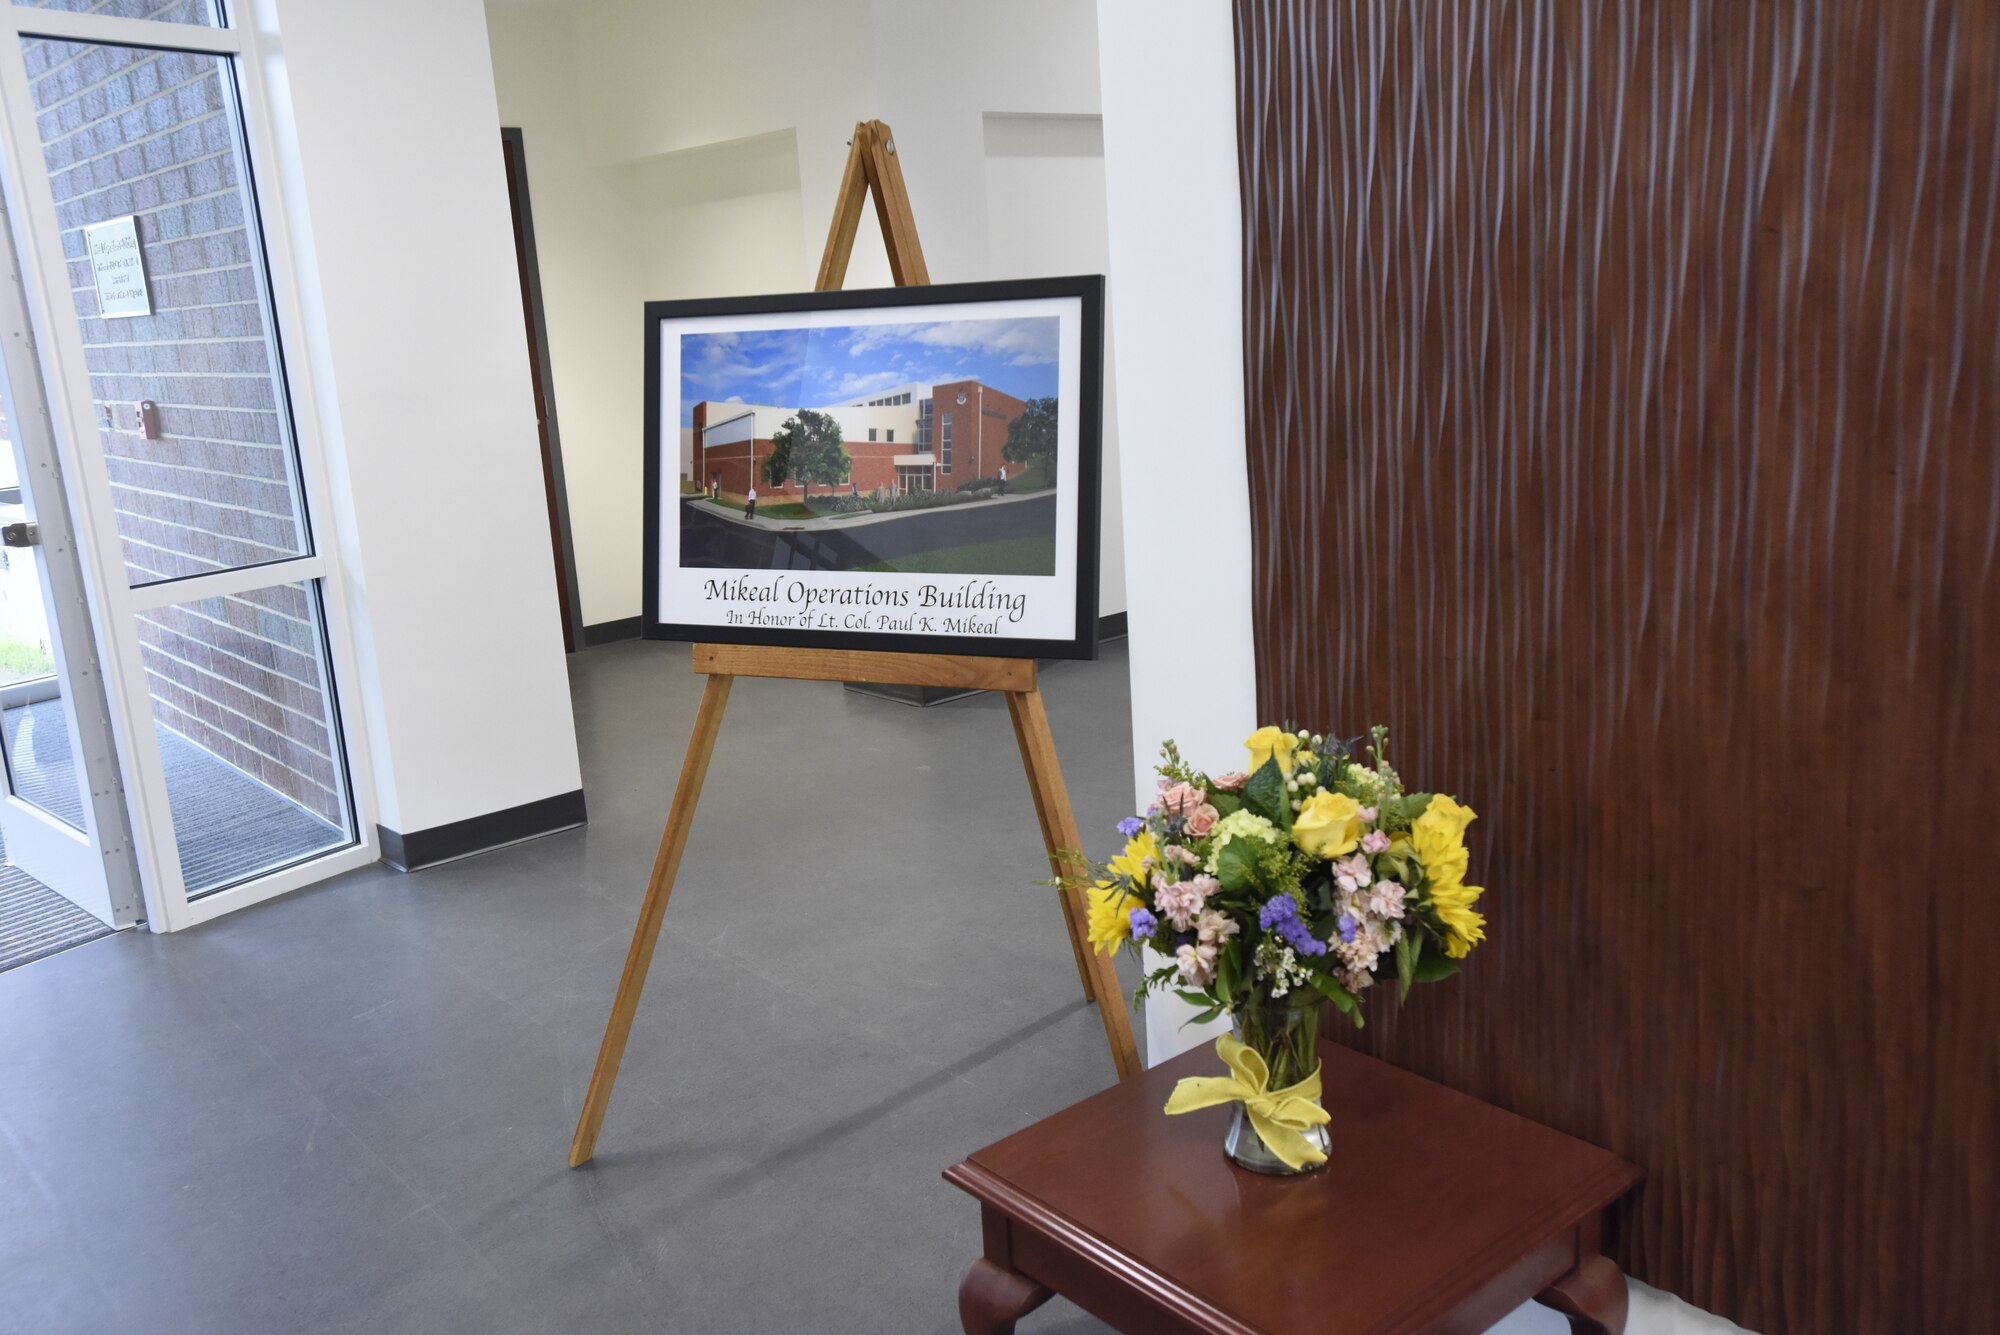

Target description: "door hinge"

left=1, top=521, right=38, bottom=548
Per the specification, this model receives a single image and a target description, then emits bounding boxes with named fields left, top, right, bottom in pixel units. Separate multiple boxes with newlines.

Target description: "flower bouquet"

left=1083, top=724, right=1488, bottom=1174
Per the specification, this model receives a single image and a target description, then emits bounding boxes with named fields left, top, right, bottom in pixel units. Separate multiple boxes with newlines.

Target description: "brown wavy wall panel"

left=1233, top=3, right=1998, bottom=1331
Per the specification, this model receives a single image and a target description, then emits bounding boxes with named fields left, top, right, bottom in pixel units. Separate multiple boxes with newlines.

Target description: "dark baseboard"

left=581, top=616, right=642, bottom=647
left=379, top=789, right=587, bottom=871
left=1098, top=611, right=1127, bottom=642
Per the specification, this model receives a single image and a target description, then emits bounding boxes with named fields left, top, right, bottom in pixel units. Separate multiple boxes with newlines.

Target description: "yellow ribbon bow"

left=1164, top=1034, right=1331, bottom=1171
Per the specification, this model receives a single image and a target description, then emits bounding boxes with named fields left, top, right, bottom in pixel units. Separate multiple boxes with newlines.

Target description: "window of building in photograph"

left=941, top=413, right=953, bottom=473
left=868, top=428, right=877, bottom=441
left=886, top=429, right=894, bottom=442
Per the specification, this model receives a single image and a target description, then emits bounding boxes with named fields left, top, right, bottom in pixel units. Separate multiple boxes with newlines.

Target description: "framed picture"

left=642, top=276, right=1104, bottom=659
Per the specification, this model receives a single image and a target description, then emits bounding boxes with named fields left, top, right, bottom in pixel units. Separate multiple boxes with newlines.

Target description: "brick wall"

left=928, top=380, right=1026, bottom=488
left=26, top=35, right=343, bottom=824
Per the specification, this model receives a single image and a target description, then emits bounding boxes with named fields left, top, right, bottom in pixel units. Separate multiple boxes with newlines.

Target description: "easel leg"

left=1006, top=687, right=1143, bottom=1081
left=1005, top=692, right=1096, bottom=1003
left=568, top=673, right=735, bottom=1167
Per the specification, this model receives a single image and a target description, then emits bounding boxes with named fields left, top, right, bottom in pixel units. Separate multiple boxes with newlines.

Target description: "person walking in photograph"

left=745, top=485, right=758, bottom=521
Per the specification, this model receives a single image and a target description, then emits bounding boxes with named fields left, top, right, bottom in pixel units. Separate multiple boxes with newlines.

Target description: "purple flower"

left=1338, top=913, right=1359, bottom=943
left=1259, top=894, right=1328, bottom=957
left=1258, top=895, right=1299, bottom=930
left=1280, top=916, right=1329, bottom=957
left=1116, top=816, right=1145, bottom=838
left=1128, top=907, right=1158, bottom=937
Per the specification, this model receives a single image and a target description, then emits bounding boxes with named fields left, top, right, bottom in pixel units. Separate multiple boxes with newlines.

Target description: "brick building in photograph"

left=692, top=377, right=1029, bottom=499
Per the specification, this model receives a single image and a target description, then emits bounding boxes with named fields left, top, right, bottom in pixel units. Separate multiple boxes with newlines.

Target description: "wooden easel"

left=567, top=120, right=1140, bottom=1168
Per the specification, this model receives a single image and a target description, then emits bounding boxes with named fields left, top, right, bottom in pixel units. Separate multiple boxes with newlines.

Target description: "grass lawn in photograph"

left=858, top=533, right=1056, bottom=577
left=1001, top=460, right=1052, bottom=493
left=706, top=495, right=819, bottom=521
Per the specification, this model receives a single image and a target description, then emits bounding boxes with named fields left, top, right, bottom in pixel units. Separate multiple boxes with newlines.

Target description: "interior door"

left=0, top=191, right=139, bottom=927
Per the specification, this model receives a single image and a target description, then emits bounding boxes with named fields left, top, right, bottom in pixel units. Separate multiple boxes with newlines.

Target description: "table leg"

left=958, top=1257, right=1053, bottom=1335
left=1535, top=1253, right=1629, bottom=1334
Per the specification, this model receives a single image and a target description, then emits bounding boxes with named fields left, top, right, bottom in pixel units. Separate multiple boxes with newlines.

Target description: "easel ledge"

left=693, top=643, right=1035, bottom=691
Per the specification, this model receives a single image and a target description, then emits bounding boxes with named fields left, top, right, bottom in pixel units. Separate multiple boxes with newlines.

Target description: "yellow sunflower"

left=1086, top=879, right=1136, bottom=954
left=1412, top=795, right=1486, bottom=958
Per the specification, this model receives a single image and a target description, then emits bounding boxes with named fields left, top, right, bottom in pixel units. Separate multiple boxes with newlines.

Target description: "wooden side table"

left=945, top=1039, right=1641, bottom=1334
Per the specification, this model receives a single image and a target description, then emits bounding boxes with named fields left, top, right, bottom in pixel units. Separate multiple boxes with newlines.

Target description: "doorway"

left=0, top=4, right=379, bottom=945
left=501, top=127, right=584, bottom=653
left=0, top=187, right=138, bottom=968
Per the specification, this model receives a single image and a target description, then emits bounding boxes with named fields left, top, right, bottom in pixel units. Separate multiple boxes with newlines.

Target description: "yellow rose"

left=1411, top=794, right=1475, bottom=886
left=1245, top=725, right=1302, bottom=776
left=1292, top=790, right=1363, bottom=859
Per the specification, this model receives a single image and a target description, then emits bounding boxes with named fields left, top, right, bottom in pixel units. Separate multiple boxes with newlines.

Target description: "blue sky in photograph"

left=678, top=316, right=1059, bottom=426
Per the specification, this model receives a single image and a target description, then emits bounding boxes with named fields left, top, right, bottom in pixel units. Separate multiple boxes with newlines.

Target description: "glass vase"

left=1222, top=989, right=1329, bottom=1175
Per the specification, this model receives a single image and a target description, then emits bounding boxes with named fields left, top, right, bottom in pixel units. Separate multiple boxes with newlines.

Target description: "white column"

left=1097, top=0, right=1256, bottom=1063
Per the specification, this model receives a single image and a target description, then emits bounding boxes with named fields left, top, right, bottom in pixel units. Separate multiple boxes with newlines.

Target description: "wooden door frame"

left=500, top=127, right=585, bottom=653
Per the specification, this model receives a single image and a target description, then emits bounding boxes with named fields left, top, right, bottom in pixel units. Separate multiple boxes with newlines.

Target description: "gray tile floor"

left=0, top=639, right=1143, bottom=1334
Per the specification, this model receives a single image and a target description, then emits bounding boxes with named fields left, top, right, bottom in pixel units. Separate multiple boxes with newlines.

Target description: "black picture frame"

left=641, top=275, right=1105, bottom=660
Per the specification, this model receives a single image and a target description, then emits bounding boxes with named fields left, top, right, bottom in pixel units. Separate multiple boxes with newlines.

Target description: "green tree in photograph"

left=764, top=408, right=851, bottom=496
left=1002, top=395, right=1058, bottom=473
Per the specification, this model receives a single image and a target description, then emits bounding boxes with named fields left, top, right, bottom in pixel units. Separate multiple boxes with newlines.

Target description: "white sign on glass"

left=83, top=216, right=151, bottom=319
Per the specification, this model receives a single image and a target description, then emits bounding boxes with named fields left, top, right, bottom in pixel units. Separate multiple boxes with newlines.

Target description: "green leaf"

left=1411, top=950, right=1461, bottom=984
left=1213, top=939, right=1242, bottom=1002
left=1392, top=792, right=1435, bottom=826
left=1215, top=837, right=1261, bottom=892
left=1209, top=790, right=1243, bottom=817
left=1181, top=1004, right=1225, bottom=1030
left=1242, top=758, right=1290, bottom=828
left=1395, top=925, right=1420, bottom=1000
left=1173, top=989, right=1217, bottom=1009
left=1310, top=973, right=1365, bottom=1029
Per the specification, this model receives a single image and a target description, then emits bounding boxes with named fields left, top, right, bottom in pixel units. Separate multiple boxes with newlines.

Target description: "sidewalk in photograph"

left=679, top=491, right=1058, bottom=575
left=684, top=486, right=1053, bottom=533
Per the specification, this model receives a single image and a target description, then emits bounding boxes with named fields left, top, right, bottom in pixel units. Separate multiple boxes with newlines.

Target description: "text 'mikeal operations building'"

left=690, top=378, right=1028, bottom=498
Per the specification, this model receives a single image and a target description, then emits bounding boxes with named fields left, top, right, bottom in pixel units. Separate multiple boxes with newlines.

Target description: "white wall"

left=1095, top=4, right=1747, bottom=1332
left=256, top=0, right=582, bottom=834
left=482, top=0, right=1127, bottom=625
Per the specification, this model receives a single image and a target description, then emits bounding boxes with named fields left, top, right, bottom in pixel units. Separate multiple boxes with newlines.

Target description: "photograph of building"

left=691, top=376, right=1027, bottom=499
left=675, top=316, right=1063, bottom=575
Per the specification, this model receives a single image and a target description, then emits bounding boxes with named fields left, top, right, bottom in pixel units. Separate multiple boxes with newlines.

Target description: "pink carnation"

left=1361, top=830, right=1391, bottom=854
left=1175, top=942, right=1218, bottom=987
left=1154, top=874, right=1215, bottom=931
left=1195, top=907, right=1239, bottom=945
left=1211, top=771, right=1249, bottom=792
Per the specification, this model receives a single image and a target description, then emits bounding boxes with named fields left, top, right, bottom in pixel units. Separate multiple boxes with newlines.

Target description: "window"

left=941, top=413, right=953, bottom=474
left=886, top=429, right=894, bottom=443
left=868, top=428, right=877, bottom=441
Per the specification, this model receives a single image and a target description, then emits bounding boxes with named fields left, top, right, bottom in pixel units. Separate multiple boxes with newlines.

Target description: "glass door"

left=0, top=187, right=138, bottom=926
left=0, top=3, right=376, bottom=931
